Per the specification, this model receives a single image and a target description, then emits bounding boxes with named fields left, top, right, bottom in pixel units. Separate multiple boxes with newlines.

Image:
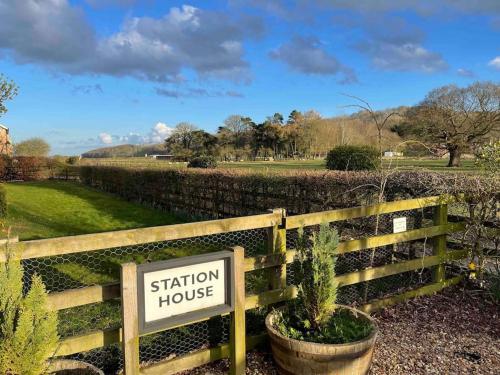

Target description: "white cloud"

left=488, top=56, right=500, bottom=70
left=148, top=122, right=174, bottom=143
left=0, top=2, right=260, bottom=83
left=354, top=17, right=447, bottom=73
left=97, top=122, right=174, bottom=146
left=99, top=132, right=113, bottom=144
left=369, top=43, right=447, bottom=73
left=270, top=36, right=351, bottom=77
left=457, top=68, right=474, bottom=77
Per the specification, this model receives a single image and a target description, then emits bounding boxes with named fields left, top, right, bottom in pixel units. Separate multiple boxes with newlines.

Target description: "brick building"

left=0, top=124, right=13, bottom=156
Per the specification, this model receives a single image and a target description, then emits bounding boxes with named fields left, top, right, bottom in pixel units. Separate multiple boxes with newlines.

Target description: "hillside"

left=82, top=143, right=167, bottom=158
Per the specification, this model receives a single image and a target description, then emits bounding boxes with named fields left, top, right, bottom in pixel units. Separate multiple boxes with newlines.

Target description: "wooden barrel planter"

left=265, top=306, right=378, bottom=375
left=48, top=359, right=104, bottom=375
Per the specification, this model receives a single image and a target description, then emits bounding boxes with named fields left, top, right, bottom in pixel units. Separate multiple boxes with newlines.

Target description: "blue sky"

left=0, top=0, right=499, bottom=155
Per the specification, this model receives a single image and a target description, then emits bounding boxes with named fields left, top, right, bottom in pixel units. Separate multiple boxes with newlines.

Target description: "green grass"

left=2, top=180, right=182, bottom=240
left=81, top=157, right=478, bottom=173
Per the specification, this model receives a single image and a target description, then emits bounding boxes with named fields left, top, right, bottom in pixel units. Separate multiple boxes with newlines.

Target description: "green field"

left=0, top=181, right=187, bottom=339
left=81, top=157, right=477, bottom=173
left=2, top=180, right=182, bottom=240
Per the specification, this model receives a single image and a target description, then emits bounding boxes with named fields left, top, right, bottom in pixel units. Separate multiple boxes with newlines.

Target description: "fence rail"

left=1, top=195, right=469, bottom=373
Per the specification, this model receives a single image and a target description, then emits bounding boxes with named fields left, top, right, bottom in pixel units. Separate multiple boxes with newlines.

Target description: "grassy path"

left=2, top=180, right=182, bottom=240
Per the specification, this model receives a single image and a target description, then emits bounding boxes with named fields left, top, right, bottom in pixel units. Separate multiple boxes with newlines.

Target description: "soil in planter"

left=274, top=308, right=373, bottom=344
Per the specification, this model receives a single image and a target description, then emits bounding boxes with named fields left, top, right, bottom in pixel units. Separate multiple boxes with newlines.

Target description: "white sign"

left=137, top=252, right=234, bottom=334
left=393, top=217, right=407, bottom=233
left=144, top=260, right=226, bottom=322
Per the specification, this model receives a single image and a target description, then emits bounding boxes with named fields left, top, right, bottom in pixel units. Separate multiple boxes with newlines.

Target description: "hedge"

left=79, top=166, right=496, bottom=219
left=0, top=156, right=76, bottom=181
left=0, top=184, right=6, bottom=218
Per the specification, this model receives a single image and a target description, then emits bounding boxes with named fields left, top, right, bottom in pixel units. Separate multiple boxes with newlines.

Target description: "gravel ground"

left=176, top=285, right=499, bottom=375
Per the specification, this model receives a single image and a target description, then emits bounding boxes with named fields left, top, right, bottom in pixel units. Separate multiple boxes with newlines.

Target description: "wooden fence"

left=2, top=195, right=467, bottom=374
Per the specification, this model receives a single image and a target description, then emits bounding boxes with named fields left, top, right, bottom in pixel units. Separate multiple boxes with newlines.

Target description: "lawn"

left=2, top=180, right=182, bottom=240
left=0, top=181, right=187, bottom=339
left=80, top=157, right=478, bottom=173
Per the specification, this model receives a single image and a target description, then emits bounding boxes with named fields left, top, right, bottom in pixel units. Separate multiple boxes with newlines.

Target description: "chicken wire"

left=24, top=206, right=461, bottom=373
left=22, top=229, right=267, bottom=373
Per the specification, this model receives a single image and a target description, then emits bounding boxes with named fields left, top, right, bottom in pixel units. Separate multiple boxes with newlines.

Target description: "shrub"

left=0, top=248, right=59, bottom=374
left=326, top=145, right=380, bottom=171
left=475, top=140, right=500, bottom=174
left=67, top=156, right=79, bottom=165
left=0, top=185, right=6, bottom=218
left=187, top=155, right=217, bottom=169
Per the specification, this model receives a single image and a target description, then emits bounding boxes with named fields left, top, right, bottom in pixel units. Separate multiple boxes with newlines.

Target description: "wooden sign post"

left=121, top=248, right=245, bottom=375
left=230, top=246, right=246, bottom=375
left=121, top=262, right=140, bottom=375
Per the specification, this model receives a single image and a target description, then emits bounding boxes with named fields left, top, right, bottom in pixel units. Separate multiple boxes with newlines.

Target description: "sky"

left=0, top=0, right=499, bottom=155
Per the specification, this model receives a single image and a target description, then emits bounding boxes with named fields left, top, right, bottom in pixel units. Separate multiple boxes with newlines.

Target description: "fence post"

left=267, top=208, right=287, bottom=290
left=432, top=203, right=448, bottom=283
left=121, top=262, right=140, bottom=375
left=230, top=246, right=246, bottom=375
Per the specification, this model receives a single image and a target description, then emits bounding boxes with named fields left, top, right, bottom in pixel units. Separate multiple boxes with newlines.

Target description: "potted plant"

left=265, top=224, right=378, bottom=375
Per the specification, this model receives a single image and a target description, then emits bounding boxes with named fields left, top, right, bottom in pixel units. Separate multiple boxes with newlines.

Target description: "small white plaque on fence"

left=137, top=251, right=234, bottom=335
left=393, top=217, right=407, bottom=233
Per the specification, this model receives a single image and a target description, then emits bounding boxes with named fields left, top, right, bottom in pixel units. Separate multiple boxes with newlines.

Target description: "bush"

left=326, top=145, right=380, bottom=171
left=67, top=156, right=79, bottom=165
left=0, top=185, right=6, bottom=218
left=475, top=140, right=500, bottom=173
left=187, top=156, right=217, bottom=169
left=0, top=249, right=59, bottom=374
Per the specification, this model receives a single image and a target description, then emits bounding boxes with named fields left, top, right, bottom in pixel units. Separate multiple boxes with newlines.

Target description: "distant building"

left=384, top=151, right=403, bottom=157
left=0, top=124, right=13, bottom=156
left=145, top=154, right=175, bottom=160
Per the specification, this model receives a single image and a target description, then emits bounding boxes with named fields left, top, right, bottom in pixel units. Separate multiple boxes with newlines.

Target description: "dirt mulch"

left=176, top=285, right=499, bottom=374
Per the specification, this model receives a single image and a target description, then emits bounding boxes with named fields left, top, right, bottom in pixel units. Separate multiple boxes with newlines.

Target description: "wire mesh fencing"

left=14, top=202, right=463, bottom=373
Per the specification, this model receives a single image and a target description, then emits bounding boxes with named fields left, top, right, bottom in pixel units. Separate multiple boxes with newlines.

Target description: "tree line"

left=165, top=109, right=402, bottom=162
left=1, top=73, right=498, bottom=167
left=164, top=81, right=499, bottom=167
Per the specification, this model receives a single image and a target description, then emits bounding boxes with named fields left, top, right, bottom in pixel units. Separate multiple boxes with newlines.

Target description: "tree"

left=343, top=94, right=400, bottom=161
left=14, top=138, right=50, bottom=157
left=165, top=123, right=219, bottom=159
left=404, top=82, right=500, bottom=167
left=219, top=115, right=253, bottom=149
left=189, top=130, right=218, bottom=156
left=0, top=74, right=18, bottom=117
left=287, top=110, right=303, bottom=125
left=165, top=122, right=198, bottom=150
left=267, top=112, right=284, bottom=125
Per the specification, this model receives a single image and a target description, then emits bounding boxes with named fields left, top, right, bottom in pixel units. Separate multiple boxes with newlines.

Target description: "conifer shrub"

left=0, top=248, right=59, bottom=374
left=326, top=145, right=380, bottom=171
left=274, top=224, right=373, bottom=344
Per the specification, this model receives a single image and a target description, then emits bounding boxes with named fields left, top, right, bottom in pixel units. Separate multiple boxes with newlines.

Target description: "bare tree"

left=14, top=137, right=50, bottom=156
left=220, top=115, right=253, bottom=149
left=404, top=82, right=500, bottom=167
left=342, top=94, right=400, bottom=160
